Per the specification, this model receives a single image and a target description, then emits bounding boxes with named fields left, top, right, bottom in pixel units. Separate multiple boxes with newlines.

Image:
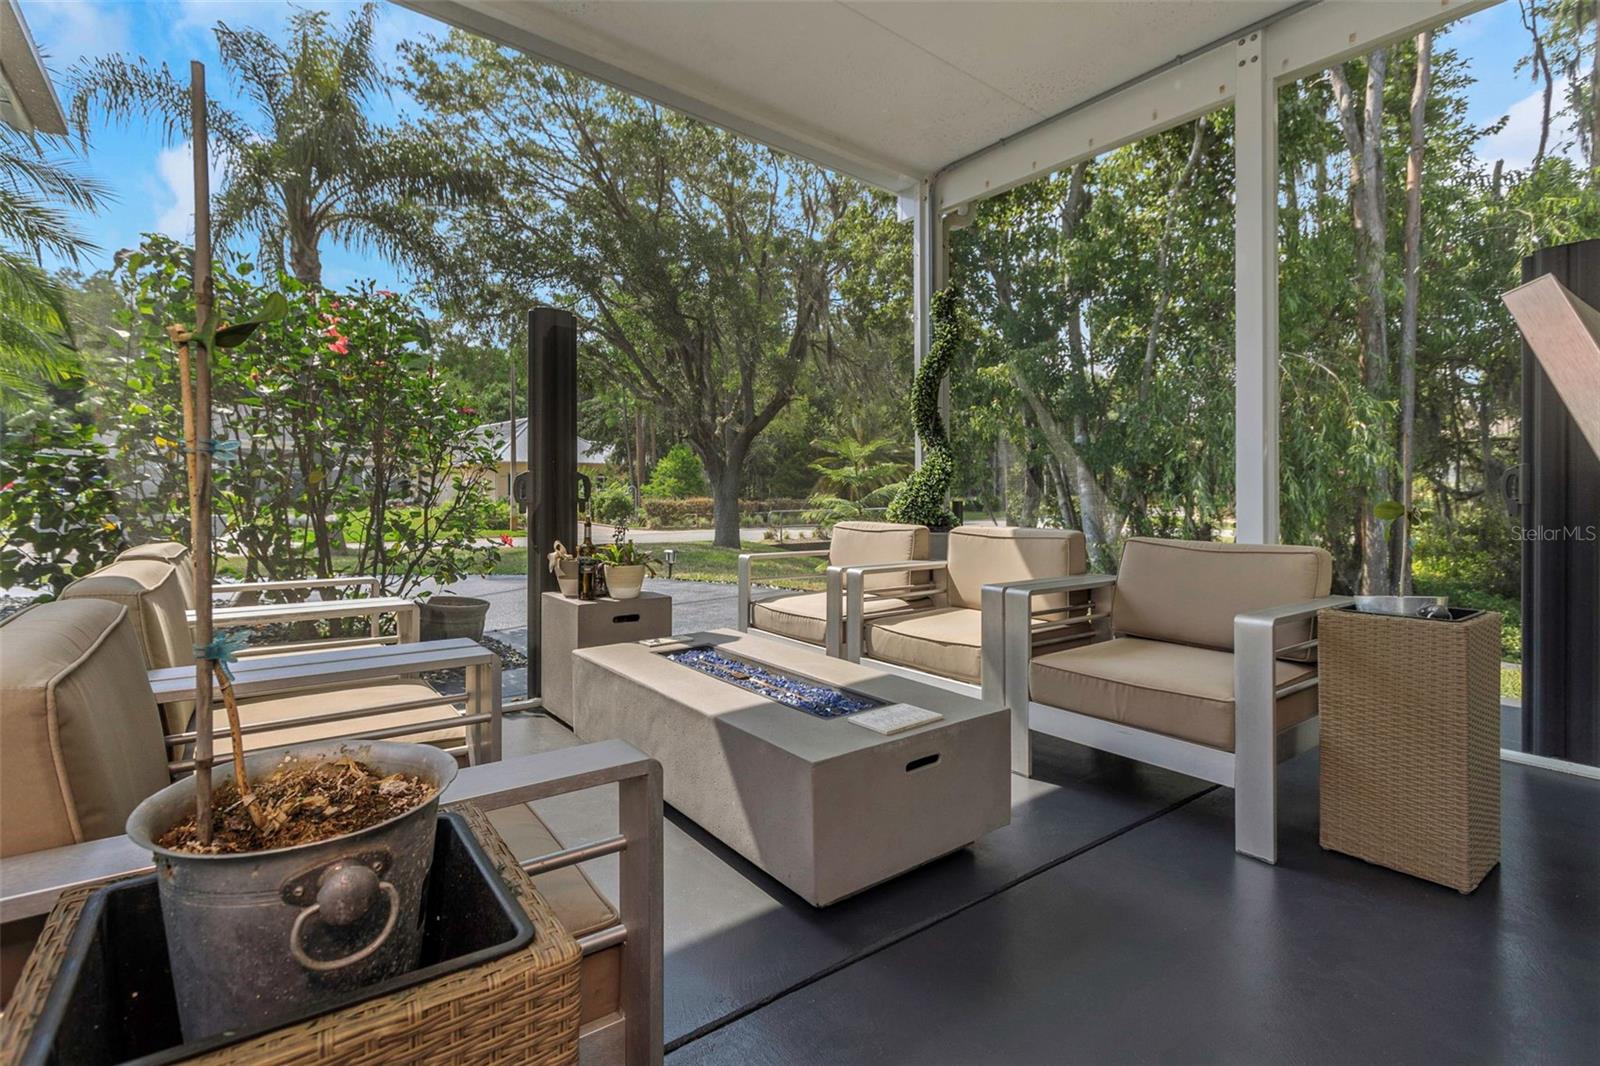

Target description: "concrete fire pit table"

left=571, top=629, right=1010, bottom=905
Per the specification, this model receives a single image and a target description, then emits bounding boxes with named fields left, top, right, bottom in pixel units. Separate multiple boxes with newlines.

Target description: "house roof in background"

left=1, top=0, right=67, bottom=135
left=479, top=419, right=610, bottom=467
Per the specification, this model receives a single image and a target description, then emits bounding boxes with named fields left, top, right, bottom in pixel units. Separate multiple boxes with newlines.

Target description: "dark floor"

left=666, top=752, right=1600, bottom=1066
left=501, top=714, right=1599, bottom=1066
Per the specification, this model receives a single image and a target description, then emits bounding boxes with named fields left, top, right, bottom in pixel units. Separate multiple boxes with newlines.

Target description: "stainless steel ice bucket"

left=124, top=740, right=458, bottom=1041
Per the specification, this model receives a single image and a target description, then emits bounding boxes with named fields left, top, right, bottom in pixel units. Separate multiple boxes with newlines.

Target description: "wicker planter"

left=1316, top=607, right=1503, bottom=893
left=0, top=805, right=581, bottom=1065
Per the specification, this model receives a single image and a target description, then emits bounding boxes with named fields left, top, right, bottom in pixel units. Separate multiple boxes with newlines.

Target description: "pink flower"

left=377, top=289, right=396, bottom=298
left=327, top=335, right=350, bottom=355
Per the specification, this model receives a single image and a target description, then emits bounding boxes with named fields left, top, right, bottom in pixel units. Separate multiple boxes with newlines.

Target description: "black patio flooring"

left=660, top=748, right=1599, bottom=1065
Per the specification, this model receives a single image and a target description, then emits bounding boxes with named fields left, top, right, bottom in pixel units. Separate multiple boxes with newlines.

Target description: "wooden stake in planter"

left=185, top=60, right=217, bottom=845
left=176, top=61, right=269, bottom=841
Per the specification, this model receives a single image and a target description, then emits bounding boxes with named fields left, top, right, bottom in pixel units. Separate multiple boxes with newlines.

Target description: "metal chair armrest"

left=737, top=550, right=834, bottom=633
left=979, top=573, right=1117, bottom=774
left=1233, top=594, right=1354, bottom=863
left=841, top=561, right=949, bottom=661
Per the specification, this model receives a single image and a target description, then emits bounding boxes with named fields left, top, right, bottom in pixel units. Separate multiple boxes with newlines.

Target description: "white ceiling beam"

left=937, top=45, right=1238, bottom=212
left=938, top=0, right=1501, bottom=213
left=400, top=0, right=922, bottom=194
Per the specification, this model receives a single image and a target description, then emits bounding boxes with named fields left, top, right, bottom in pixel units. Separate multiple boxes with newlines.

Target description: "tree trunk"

left=710, top=460, right=742, bottom=549
left=1140, top=119, right=1209, bottom=402
left=1013, top=370, right=1122, bottom=563
left=1520, top=0, right=1556, bottom=173
left=288, top=211, right=322, bottom=288
left=1592, top=2, right=1599, bottom=181
left=1331, top=51, right=1394, bottom=594
left=1398, top=33, right=1433, bottom=595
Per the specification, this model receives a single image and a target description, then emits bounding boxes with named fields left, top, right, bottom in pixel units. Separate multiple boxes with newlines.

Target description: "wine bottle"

left=576, top=518, right=596, bottom=600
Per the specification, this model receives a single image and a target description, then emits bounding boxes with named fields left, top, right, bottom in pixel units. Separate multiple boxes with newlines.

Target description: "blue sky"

left=18, top=0, right=1586, bottom=295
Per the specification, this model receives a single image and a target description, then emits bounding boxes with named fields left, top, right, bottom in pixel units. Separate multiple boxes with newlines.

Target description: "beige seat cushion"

left=61, top=558, right=197, bottom=734
left=486, top=803, right=621, bottom=1025
left=827, top=521, right=929, bottom=590
left=1029, top=637, right=1318, bottom=751
left=0, top=600, right=171, bottom=856
left=202, top=680, right=466, bottom=753
left=866, top=605, right=1083, bottom=685
left=1112, top=538, right=1333, bottom=652
left=119, top=541, right=194, bottom=606
left=944, top=526, right=1087, bottom=609
left=751, top=590, right=914, bottom=647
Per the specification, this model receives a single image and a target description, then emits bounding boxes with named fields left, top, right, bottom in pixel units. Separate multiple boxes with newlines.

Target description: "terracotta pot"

left=604, top=563, right=646, bottom=599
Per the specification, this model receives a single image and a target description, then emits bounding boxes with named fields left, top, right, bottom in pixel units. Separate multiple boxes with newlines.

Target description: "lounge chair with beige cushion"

left=0, top=599, right=615, bottom=1017
left=980, top=536, right=1349, bottom=863
left=58, top=558, right=486, bottom=758
left=840, top=525, right=1090, bottom=695
left=736, top=520, right=932, bottom=656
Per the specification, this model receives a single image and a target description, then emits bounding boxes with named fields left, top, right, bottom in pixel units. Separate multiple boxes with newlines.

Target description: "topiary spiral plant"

left=885, top=285, right=964, bottom=530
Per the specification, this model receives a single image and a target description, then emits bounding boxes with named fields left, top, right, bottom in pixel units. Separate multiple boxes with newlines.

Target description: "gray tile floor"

left=498, top=708, right=1599, bottom=1065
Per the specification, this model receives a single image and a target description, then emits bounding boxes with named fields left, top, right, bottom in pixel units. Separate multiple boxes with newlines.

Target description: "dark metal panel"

left=1521, top=239, right=1600, bottom=766
left=526, top=306, right=578, bottom=698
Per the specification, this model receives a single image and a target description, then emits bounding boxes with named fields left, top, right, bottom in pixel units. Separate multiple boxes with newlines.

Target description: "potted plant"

left=884, top=286, right=965, bottom=558
left=597, top=528, right=658, bottom=599
left=548, top=539, right=580, bottom=596
left=118, top=64, right=456, bottom=1043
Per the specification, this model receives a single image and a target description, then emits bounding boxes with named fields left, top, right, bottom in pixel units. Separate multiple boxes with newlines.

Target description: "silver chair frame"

left=980, top=572, right=1353, bottom=864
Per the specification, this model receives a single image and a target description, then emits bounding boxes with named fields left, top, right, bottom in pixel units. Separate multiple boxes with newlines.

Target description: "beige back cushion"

left=944, top=526, right=1088, bottom=609
left=827, top=521, right=929, bottom=590
left=0, top=600, right=171, bottom=856
left=1111, top=538, right=1333, bottom=651
left=61, top=559, right=195, bottom=733
left=120, top=541, right=194, bottom=606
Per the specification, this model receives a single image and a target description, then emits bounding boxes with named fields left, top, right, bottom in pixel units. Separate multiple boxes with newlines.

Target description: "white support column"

left=911, top=177, right=946, bottom=468
left=1233, top=29, right=1280, bottom=545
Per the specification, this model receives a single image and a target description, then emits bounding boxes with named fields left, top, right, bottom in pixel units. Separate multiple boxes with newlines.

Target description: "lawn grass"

left=1501, top=663, right=1521, bottom=702
left=490, top=540, right=824, bottom=589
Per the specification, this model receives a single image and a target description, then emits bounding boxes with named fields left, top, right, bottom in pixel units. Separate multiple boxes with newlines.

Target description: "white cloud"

left=24, top=0, right=134, bottom=67
left=1477, top=76, right=1585, bottom=174
left=152, top=140, right=228, bottom=240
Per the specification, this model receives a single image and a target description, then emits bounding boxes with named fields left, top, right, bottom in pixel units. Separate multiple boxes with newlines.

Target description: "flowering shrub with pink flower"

left=89, top=235, right=499, bottom=599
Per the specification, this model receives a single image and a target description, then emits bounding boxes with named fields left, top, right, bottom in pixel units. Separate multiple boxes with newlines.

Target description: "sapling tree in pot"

left=120, top=63, right=457, bottom=1043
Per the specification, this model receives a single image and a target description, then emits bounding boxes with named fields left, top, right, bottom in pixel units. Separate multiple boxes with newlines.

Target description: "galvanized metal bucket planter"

left=418, top=594, right=491, bottom=641
left=124, top=740, right=458, bottom=1042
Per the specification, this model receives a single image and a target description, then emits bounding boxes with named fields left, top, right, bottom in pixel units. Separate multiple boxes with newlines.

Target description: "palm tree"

left=0, top=124, right=106, bottom=412
left=809, top=433, right=907, bottom=503
left=70, top=3, right=492, bottom=287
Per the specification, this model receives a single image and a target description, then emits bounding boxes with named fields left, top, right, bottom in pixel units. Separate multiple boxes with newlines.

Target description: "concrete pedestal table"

left=540, top=590, right=671, bottom=724
left=572, top=629, right=1009, bottom=906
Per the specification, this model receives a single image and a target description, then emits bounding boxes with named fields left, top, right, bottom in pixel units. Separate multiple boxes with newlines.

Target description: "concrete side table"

left=539, top=590, right=671, bottom=724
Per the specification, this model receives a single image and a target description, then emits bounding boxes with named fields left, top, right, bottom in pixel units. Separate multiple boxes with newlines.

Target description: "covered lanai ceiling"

left=406, top=0, right=1307, bottom=194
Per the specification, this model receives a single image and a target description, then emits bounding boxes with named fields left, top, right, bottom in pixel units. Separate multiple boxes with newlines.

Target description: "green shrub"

left=886, top=286, right=961, bottom=530
left=592, top=479, right=636, bottom=524
left=640, top=496, right=714, bottom=527
left=642, top=443, right=709, bottom=498
left=0, top=406, right=125, bottom=596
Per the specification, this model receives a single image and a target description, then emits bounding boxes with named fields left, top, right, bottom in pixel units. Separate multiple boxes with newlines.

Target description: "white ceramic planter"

left=604, top=563, right=646, bottom=599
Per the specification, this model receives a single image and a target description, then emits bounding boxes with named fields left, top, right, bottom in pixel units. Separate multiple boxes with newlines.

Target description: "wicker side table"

left=1317, top=607, right=1502, bottom=893
left=0, top=804, right=582, bottom=1065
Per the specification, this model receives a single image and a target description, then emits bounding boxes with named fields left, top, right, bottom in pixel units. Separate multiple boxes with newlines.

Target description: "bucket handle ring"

left=289, top=881, right=399, bottom=973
